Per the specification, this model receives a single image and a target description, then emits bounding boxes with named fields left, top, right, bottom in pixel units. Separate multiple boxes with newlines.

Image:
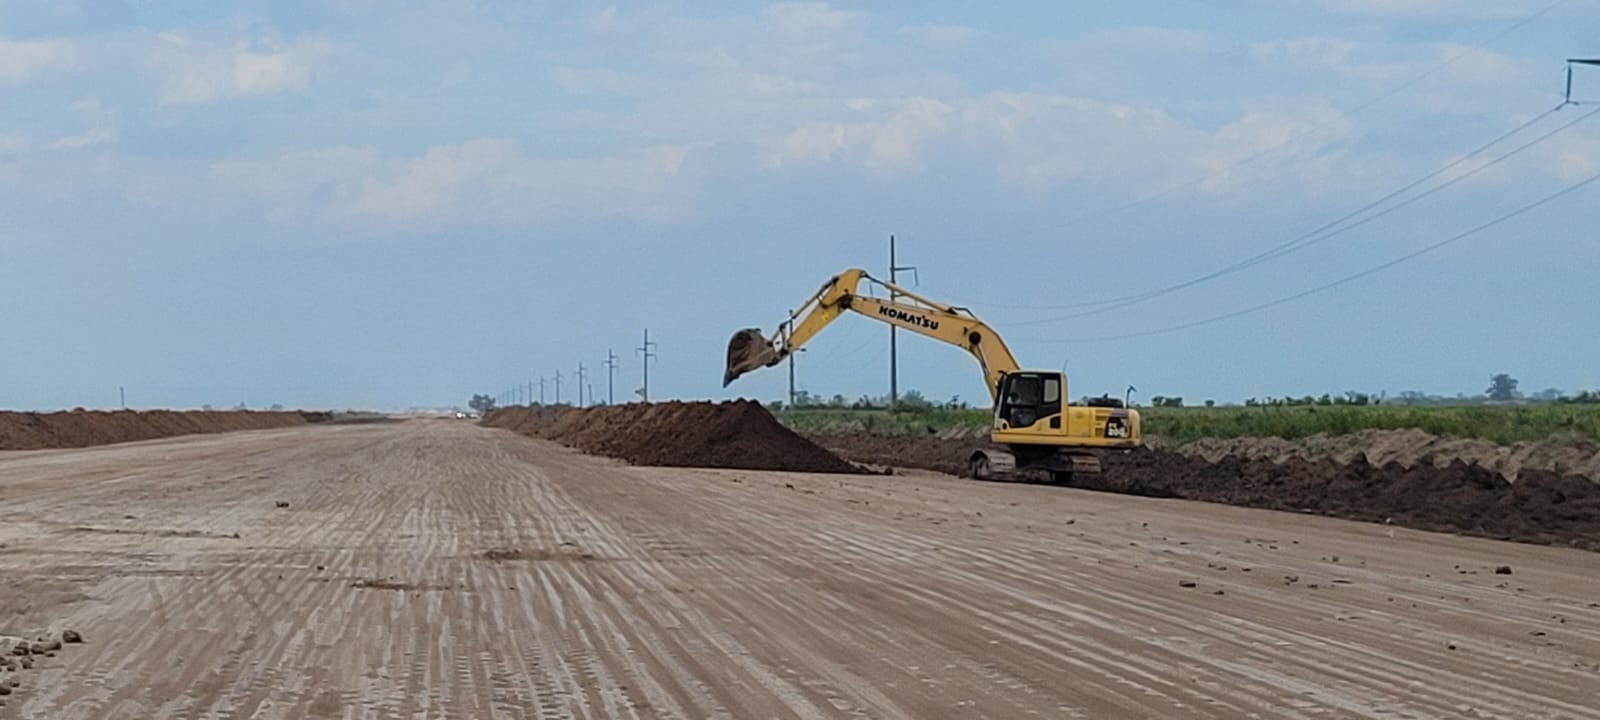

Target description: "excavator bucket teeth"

left=723, top=328, right=781, bottom=386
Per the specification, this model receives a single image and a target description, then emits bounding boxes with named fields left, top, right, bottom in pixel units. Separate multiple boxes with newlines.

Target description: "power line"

left=941, top=0, right=1572, bottom=258
left=1022, top=165, right=1600, bottom=345
left=1000, top=102, right=1600, bottom=327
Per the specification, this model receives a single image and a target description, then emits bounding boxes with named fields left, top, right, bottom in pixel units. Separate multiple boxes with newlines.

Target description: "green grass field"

left=779, top=404, right=1600, bottom=446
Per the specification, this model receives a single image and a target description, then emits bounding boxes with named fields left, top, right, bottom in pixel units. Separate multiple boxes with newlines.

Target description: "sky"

left=2, top=0, right=1598, bottom=412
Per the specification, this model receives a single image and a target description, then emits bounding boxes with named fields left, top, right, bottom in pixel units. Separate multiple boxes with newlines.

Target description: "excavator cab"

left=992, top=370, right=1141, bottom=449
left=994, top=372, right=1062, bottom=432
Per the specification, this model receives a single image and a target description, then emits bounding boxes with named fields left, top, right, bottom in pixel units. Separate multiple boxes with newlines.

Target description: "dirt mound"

left=812, top=432, right=1600, bottom=551
left=1182, top=429, right=1600, bottom=483
left=484, top=401, right=868, bottom=474
left=0, top=410, right=311, bottom=451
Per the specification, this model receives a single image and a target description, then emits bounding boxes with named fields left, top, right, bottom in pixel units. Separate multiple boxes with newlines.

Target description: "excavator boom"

left=722, top=268, right=1020, bottom=401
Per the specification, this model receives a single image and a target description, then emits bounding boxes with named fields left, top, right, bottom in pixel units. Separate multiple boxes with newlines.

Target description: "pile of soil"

left=0, top=410, right=313, bottom=451
left=484, top=401, right=869, bottom=474
left=1183, top=429, right=1600, bottom=483
left=812, top=433, right=1600, bottom=551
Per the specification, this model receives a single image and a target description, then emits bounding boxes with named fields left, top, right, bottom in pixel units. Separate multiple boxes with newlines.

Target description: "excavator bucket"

left=724, top=328, right=781, bottom=386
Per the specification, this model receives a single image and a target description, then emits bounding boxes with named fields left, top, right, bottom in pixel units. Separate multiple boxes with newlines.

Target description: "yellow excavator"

left=723, top=267, right=1140, bottom=482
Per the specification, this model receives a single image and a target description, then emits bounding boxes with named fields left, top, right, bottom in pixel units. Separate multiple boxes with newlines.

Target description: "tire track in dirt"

left=4, top=421, right=1598, bottom=719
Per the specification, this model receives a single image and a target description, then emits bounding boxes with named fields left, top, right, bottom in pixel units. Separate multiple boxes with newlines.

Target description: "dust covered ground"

left=2, top=421, right=1598, bottom=718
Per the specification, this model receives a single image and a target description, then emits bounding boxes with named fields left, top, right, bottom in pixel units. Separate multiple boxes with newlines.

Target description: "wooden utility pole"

left=637, top=329, right=658, bottom=402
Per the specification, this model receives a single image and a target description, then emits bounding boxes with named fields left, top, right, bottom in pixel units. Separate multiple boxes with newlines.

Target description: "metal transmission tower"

left=1570, top=58, right=1600, bottom=104
left=538, top=377, right=546, bottom=405
left=888, top=234, right=918, bottom=410
left=576, top=363, right=589, bottom=408
left=554, top=371, right=563, bottom=405
left=637, top=329, right=659, bottom=402
left=604, top=349, right=620, bottom=405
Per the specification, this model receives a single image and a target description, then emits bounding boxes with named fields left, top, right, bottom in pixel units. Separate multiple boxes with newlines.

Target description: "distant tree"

left=831, top=393, right=849, bottom=408
left=269, top=403, right=284, bottom=412
left=1204, top=399, right=1215, bottom=408
left=1486, top=373, right=1520, bottom=401
left=1534, top=388, right=1564, bottom=402
left=895, top=389, right=933, bottom=412
left=201, top=404, right=213, bottom=411
left=468, top=394, right=497, bottom=413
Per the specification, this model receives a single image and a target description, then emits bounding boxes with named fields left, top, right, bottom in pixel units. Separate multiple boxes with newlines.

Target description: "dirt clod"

left=1495, top=565, right=1513, bottom=575
left=1179, top=580, right=1197, bottom=588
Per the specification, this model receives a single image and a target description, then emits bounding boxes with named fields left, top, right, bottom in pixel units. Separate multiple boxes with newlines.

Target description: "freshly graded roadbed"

left=1, top=421, right=1597, bottom=718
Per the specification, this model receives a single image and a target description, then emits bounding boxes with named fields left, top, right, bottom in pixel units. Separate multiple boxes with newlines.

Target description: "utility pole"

left=554, top=371, right=563, bottom=405
left=888, top=234, right=918, bottom=410
left=787, top=308, right=797, bottom=408
left=637, top=328, right=658, bottom=403
left=576, top=363, right=588, bottom=408
left=604, top=349, right=620, bottom=405
left=1569, top=58, right=1600, bottom=104
left=119, top=386, right=126, bottom=410
left=539, top=377, right=546, bottom=405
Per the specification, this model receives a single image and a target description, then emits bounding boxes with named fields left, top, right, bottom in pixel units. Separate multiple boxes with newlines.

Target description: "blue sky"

left=2, top=0, right=1598, bottom=411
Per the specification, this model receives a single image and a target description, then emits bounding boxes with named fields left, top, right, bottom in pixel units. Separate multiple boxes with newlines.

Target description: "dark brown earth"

left=483, top=401, right=869, bottom=474
left=812, top=432, right=1600, bottom=551
left=0, top=410, right=315, bottom=451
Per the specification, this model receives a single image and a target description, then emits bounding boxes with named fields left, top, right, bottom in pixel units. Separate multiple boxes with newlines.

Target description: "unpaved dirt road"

left=1, top=422, right=1597, bottom=719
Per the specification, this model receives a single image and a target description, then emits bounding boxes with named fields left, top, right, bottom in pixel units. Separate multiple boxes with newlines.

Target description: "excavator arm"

left=723, top=268, right=1022, bottom=401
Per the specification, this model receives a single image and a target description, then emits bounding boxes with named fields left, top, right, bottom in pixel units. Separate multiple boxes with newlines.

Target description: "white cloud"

left=898, top=24, right=975, bottom=49
left=1250, top=36, right=1539, bottom=114
left=553, top=66, right=640, bottom=95
left=961, top=93, right=1205, bottom=193
left=762, top=2, right=865, bottom=40
left=0, top=39, right=73, bottom=84
left=154, top=34, right=333, bottom=105
left=49, top=127, right=115, bottom=149
left=0, top=133, right=29, bottom=155
left=208, top=140, right=702, bottom=230
left=1283, top=0, right=1564, bottom=17
left=1250, top=37, right=1358, bottom=67
left=769, top=97, right=952, bottom=172
left=1192, top=99, right=1356, bottom=192
left=352, top=138, right=516, bottom=220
